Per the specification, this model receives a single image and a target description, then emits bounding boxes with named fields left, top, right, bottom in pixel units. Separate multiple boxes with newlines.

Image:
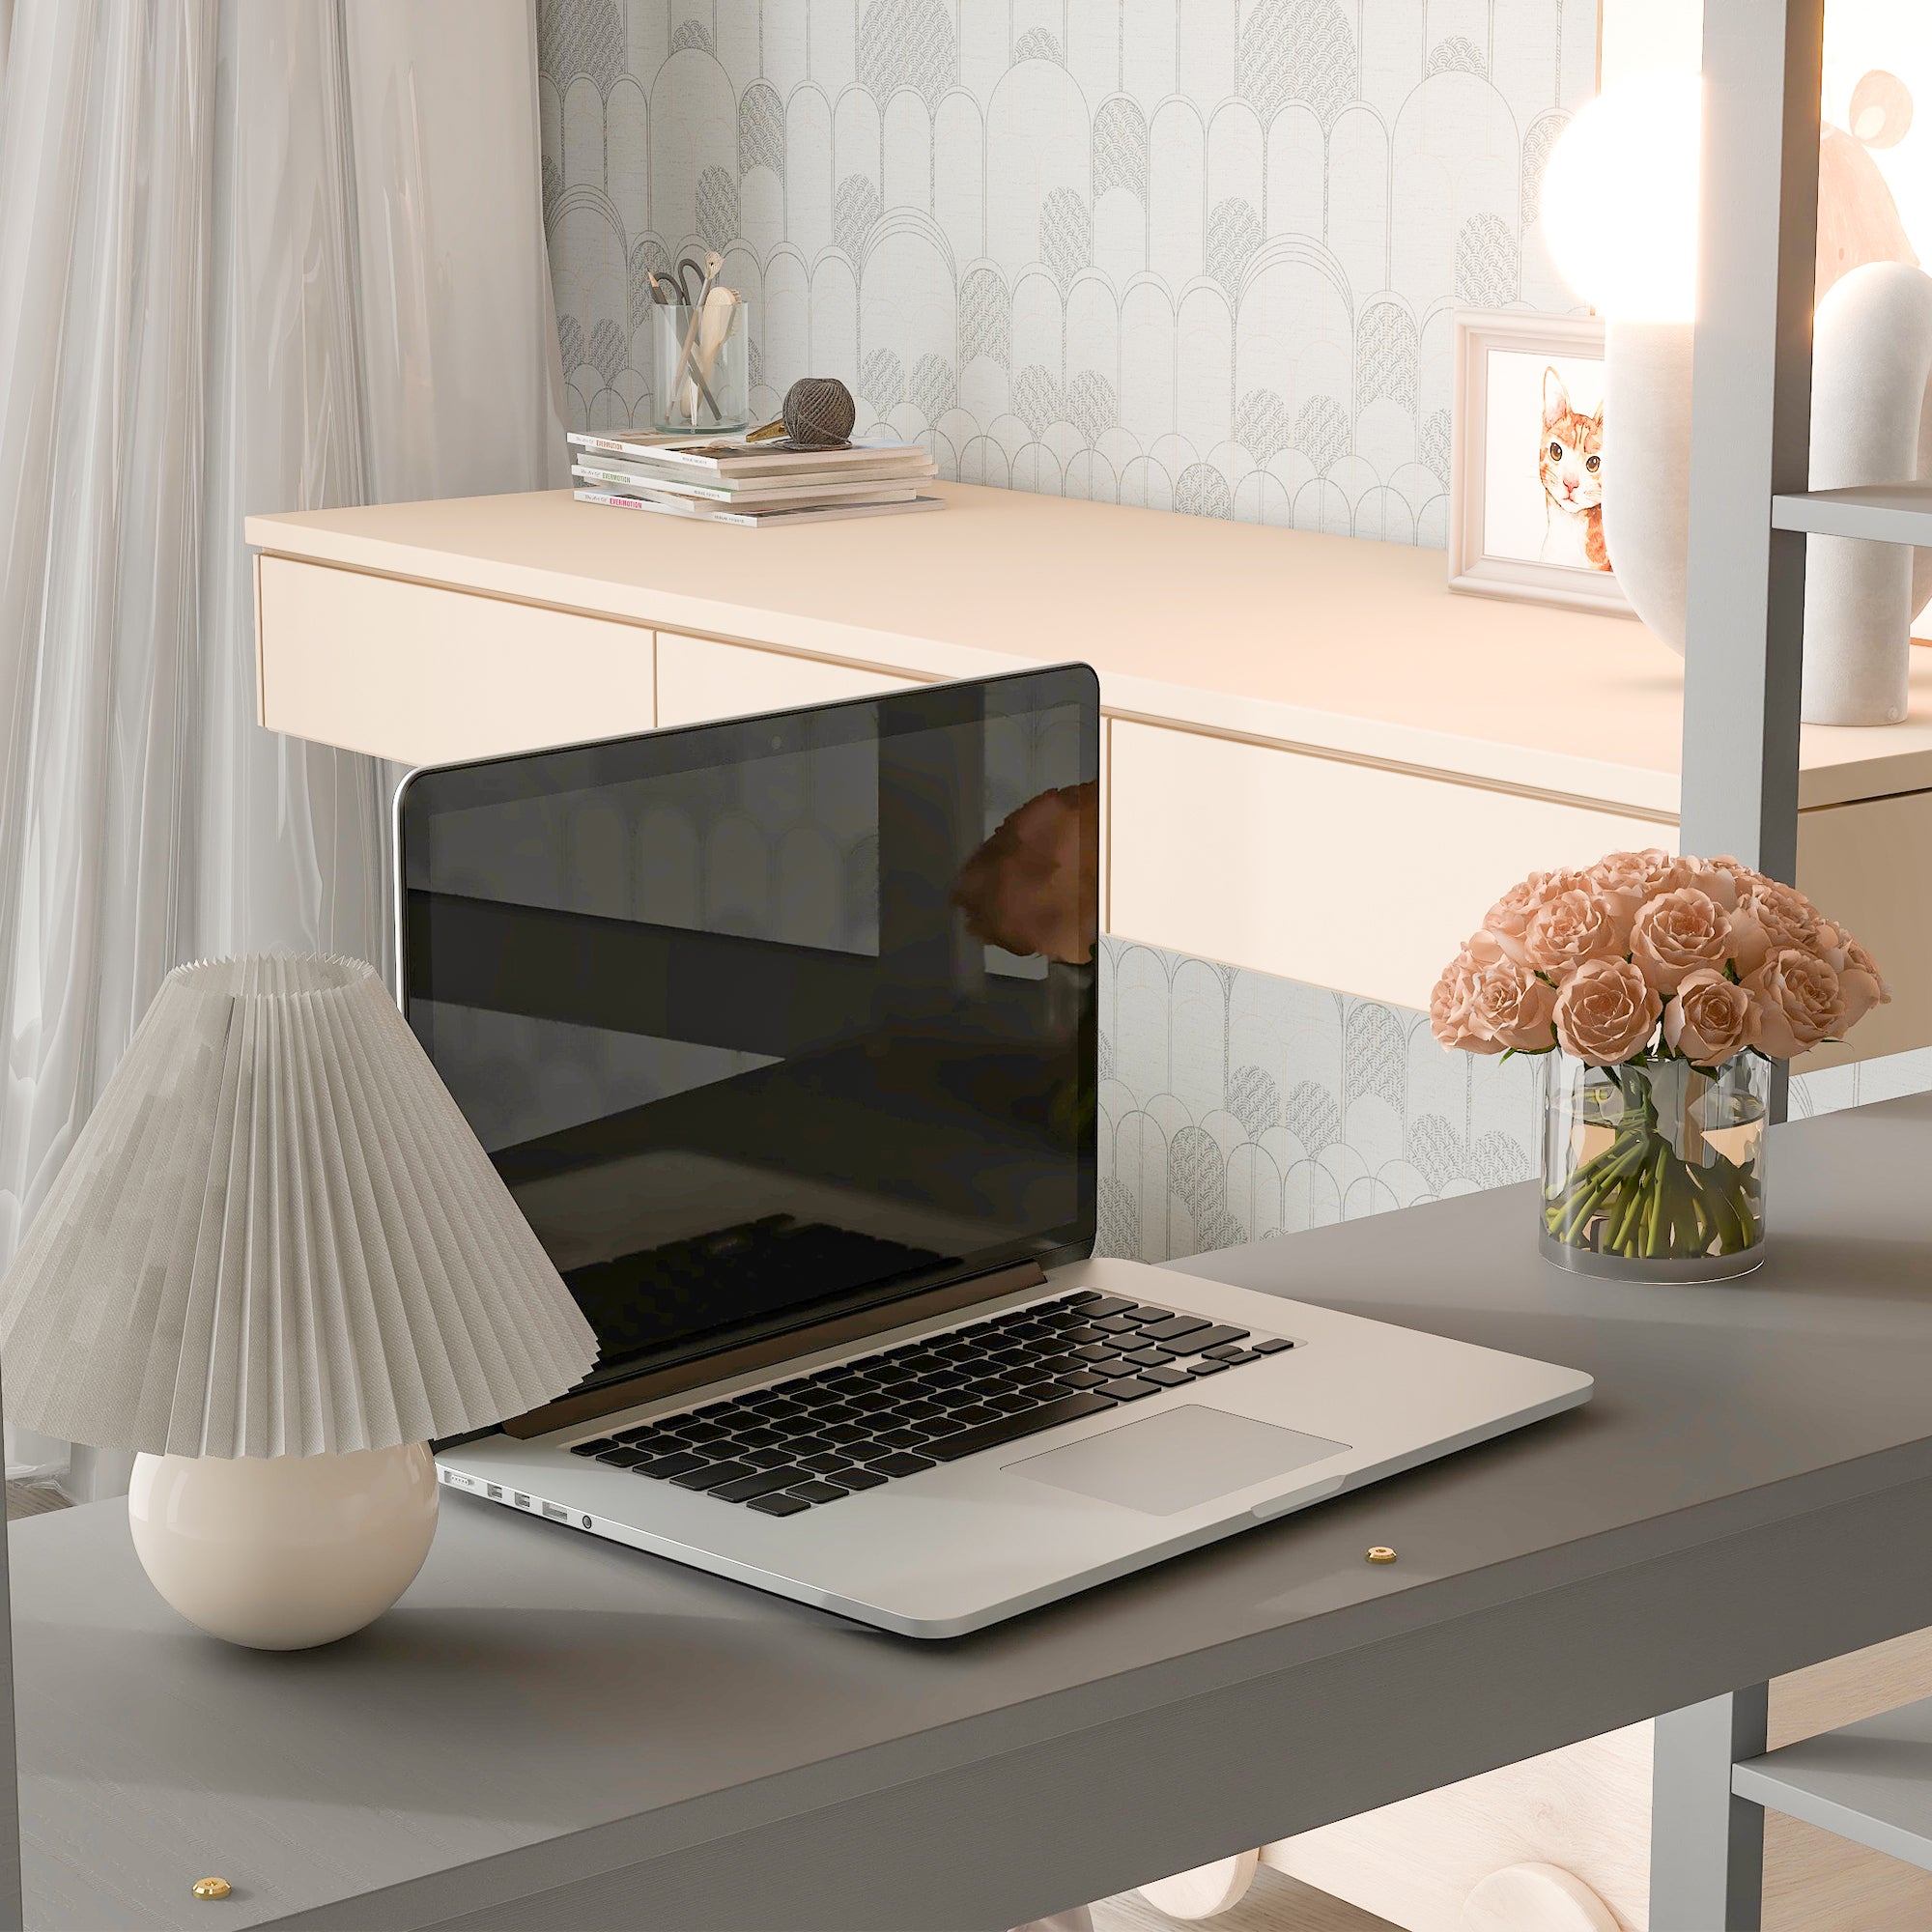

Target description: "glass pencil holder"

left=653, top=296, right=749, bottom=436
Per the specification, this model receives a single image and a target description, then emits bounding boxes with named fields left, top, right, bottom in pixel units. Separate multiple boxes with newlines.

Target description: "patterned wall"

left=539, top=0, right=1598, bottom=542
left=1094, top=935, right=1932, bottom=1265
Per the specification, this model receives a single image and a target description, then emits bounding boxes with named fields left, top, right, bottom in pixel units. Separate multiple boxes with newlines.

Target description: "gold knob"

left=1366, top=1546, right=1397, bottom=1565
left=191, top=1877, right=232, bottom=1901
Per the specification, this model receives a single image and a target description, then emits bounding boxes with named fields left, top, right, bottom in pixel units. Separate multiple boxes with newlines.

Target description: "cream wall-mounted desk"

left=247, top=483, right=1932, bottom=1065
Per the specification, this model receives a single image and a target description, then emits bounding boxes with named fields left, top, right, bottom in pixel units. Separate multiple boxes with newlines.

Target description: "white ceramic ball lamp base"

left=128, top=1443, right=439, bottom=1649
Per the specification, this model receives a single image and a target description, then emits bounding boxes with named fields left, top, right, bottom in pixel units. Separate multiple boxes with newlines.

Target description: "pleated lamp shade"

left=0, top=956, right=598, bottom=1458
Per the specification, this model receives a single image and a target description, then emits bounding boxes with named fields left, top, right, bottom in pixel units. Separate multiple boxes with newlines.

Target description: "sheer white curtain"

left=0, top=0, right=564, bottom=1498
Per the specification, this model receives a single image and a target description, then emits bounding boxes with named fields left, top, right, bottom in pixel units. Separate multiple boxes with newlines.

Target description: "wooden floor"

left=1092, top=1867, right=1396, bottom=1931
left=4, top=1480, right=68, bottom=1520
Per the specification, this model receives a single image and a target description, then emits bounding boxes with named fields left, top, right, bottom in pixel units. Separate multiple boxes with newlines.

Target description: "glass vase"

left=652, top=295, right=750, bottom=435
left=1540, top=1051, right=1769, bottom=1281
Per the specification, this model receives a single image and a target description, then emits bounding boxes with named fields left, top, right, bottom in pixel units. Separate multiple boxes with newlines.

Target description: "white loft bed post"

left=1652, top=2, right=1824, bottom=1929
left=1676, top=0, right=1822, bottom=886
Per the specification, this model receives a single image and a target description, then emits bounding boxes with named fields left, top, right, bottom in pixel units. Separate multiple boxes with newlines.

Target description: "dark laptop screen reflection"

left=401, top=669, right=1098, bottom=1390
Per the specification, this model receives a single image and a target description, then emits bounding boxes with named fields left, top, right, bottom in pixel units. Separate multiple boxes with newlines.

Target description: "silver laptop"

left=403, top=666, right=1591, bottom=1638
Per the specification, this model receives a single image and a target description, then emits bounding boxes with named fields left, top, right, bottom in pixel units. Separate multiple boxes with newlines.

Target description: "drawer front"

left=1795, top=789, right=1932, bottom=1066
left=655, top=633, right=916, bottom=726
left=256, top=555, right=654, bottom=765
left=1107, top=721, right=1669, bottom=1010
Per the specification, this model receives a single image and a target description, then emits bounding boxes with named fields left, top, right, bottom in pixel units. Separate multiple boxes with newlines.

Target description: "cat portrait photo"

left=1447, top=310, right=1633, bottom=617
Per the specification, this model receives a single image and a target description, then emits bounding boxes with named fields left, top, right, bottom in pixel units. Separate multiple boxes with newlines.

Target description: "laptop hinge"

left=499, top=1259, right=1051, bottom=1439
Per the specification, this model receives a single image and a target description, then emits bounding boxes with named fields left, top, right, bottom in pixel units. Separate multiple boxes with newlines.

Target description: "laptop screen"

left=399, top=664, right=1098, bottom=1395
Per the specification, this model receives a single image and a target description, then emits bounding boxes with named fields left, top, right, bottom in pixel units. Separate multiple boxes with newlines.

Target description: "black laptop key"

left=670, top=1459, right=759, bottom=1492
left=1139, top=1364, right=1190, bottom=1387
left=871, top=1427, right=937, bottom=1450
left=740, top=1447, right=792, bottom=1468
left=731, top=1426, right=785, bottom=1448
left=613, top=1426, right=685, bottom=1450
left=847, top=1393, right=900, bottom=1413
left=1137, top=1315, right=1210, bottom=1343
left=838, top=1468, right=888, bottom=1492
left=1253, top=1337, right=1295, bottom=1353
left=677, top=1422, right=731, bottom=1446
left=924, top=1391, right=1116, bottom=1462
left=710, top=1469, right=807, bottom=1503
left=571, top=1438, right=616, bottom=1456
left=817, top=1422, right=871, bottom=1444
left=1099, top=1378, right=1162, bottom=1401
left=985, top=1391, right=1037, bottom=1412
left=945, top=1404, right=1006, bottom=1429
left=1089, top=1315, right=1140, bottom=1334
left=1123, top=1348, right=1171, bottom=1369
left=798, top=1450, right=856, bottom=1474
left=1122, top=1305, right=1175, bottom=1323
left=636, top=1451, right=710, bottom=1479
left=1167, top=1324, right=1248, bottom=1354
left=1062, top=1325, right=1111, bottom=1345
left=1201, top=1343, right=1247, bottom=1360
left=1058, top=1369, right=1108, bottom=1389
left=595, top=1447, right=650, bottom=1468
left=1186, top=1359, right=1232, bottom=1377
left=747, top=1492, right=811, bottom=1517
left=1078, top=1296, right=1136, bottom=1319
left=1072, top=1342, right=1120, bottom=1363
left=1063, top=1290, right=1103, bottom=1305
left=786, top=1480, right=851, bottom=1504
left=866, top=1452, right=935, bottom=1477
left=893, top=1399, right=945, bottom=1422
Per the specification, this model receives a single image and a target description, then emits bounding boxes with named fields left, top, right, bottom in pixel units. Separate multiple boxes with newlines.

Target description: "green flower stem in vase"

left=1540, top=1051, right=1769, bottom=1282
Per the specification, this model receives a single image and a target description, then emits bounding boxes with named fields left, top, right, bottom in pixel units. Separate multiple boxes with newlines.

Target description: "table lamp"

left=0, top=955, right=597, bottom=1649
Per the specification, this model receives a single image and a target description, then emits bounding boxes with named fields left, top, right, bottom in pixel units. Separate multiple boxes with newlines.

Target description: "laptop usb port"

left=485, top=1484, right=502, bottom=1500
left=540, top=1502, right=569, bottom=1522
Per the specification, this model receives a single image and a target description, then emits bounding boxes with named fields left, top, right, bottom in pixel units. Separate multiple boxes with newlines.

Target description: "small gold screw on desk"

left=1366, top=1546, right=1397, bottom=1564
left=191, top=1878, right=232, bottom=1901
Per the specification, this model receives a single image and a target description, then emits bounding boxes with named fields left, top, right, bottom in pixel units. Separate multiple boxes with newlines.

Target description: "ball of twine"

left=782, top=377, right=856, bottom=449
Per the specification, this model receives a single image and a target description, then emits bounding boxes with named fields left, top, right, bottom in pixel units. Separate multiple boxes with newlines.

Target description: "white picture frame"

left=1448, top=309, right=1634, bottom=618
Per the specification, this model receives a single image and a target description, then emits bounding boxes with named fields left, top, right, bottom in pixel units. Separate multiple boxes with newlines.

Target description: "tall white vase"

left=1803, top=262, right=1932, bottom=724
left=1602, top=266, right=1932, bottom=725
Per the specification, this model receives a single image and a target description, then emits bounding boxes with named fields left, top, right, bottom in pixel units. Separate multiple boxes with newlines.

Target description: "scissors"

left=672, top=255, right=711, bottom=308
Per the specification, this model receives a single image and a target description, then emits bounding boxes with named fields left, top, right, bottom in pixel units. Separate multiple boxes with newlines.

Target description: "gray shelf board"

left=1734, top=1691, right=1932, bottom=1872
left=16, top=1092, right=1932, bottom=1930
left=1771, top=484, right=1932, bottom=545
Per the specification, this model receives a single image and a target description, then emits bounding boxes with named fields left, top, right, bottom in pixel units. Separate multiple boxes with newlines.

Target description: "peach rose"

left=1482, top=868, right=1591, bottom=964
left=1430, top=947, right=1502, bottom=1053
left=1629, top=887, right=1733, bottom=993
left=1745, top=947, right=1847, bottom=1060
left=1552, top=956, right=1662, bottom=1065
left=1464, top=956, right=1559, bottom=1054
left=1662, top=968, right=1761, bottom=1065
left=1587, top=847, right=1687, bottom=919
left=1816, top=921, right=1891, bottom=1030
left=1676, top=854, right=1748, bottom=912
left=1522, top=886, right=1629, bottom=975
left=1728, top=876, right=1823, bottom=976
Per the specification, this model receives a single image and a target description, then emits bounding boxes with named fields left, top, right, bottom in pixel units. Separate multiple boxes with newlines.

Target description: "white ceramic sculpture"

left=1803, top=261, right=1932, bottom=724
left=1604, top=263, right=1932, bottom=724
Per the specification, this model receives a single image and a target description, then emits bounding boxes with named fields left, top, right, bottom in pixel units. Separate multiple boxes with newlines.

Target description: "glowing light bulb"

left=1543, top=73, right=1703, bottom=323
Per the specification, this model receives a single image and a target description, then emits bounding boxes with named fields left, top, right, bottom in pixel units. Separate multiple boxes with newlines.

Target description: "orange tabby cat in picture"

left=1539, top=367, right=1609, bottom=574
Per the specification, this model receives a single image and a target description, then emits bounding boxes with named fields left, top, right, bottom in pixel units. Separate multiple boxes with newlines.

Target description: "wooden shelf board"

left=247, top=484, right=1932, bottom=815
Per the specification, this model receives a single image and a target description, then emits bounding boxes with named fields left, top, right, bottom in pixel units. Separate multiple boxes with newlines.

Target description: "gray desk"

left=14, top=1093, right=1932, bottom=1932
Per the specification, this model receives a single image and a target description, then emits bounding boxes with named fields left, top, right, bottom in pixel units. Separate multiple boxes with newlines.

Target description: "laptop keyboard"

left=564, top=1288, right=1298, bottom=1518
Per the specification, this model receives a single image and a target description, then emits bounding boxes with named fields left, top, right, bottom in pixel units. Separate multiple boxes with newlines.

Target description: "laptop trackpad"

left=1008, top=1405, right=1350, bottom=1516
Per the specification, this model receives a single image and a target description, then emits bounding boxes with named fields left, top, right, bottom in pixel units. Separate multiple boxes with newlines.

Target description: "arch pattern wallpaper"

left=539, top=0, right=1598, bottom=543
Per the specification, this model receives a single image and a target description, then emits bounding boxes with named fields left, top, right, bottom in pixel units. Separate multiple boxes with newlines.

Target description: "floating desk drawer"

left=255, top=556, right=654, bottom=766
left=1106, top=721, right=1668, bottom=1011
left=655, top=633, right=917, bottom=726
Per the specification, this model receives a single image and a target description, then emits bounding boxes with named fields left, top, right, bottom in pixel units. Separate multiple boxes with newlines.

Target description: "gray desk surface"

left=15, top=1094, right=1932, bottom=1932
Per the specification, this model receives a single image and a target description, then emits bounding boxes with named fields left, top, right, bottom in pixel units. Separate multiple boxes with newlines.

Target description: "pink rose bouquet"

left=1432, top=851, right=1888, bottom=1271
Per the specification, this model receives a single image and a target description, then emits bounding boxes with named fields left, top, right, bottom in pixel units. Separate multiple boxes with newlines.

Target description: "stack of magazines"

left=570, top=428, right=942, bottom=527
